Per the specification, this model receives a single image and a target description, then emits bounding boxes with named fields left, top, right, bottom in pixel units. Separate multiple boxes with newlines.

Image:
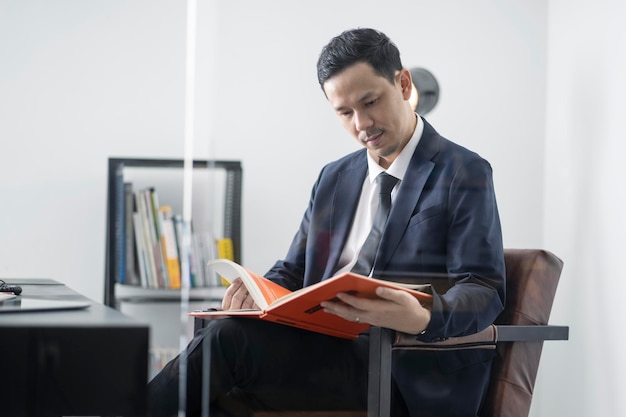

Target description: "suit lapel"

left=373, top=121, right=440, bottom=276
left=324, top=155, right=368, bottom=279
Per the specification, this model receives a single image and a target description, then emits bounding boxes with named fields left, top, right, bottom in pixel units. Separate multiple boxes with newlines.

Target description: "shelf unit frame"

left=104, top=157, right=242, bottom=307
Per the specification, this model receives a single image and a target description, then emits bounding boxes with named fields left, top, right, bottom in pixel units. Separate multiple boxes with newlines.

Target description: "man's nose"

left=354, top=111, right=373, bottom=132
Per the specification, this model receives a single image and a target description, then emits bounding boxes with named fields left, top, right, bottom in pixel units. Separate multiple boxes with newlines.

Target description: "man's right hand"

left=221, top=277, right=258, bottom=310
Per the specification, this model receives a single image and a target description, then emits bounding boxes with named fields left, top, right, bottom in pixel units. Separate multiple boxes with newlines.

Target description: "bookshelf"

left=104, top=158, right=242, bottom=375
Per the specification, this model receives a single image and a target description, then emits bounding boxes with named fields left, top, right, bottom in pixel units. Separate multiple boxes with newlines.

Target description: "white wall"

left=8, top=0, right=613, bottom=415
left=208, top=0, right=549, bottom=272
left=0, top=0, right=548, bottom=294
left=0, top=0, right=189, bottom=299
left=536, top=0, right=626, bottom=416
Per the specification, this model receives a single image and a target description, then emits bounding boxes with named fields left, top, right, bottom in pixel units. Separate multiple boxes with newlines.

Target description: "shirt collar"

left=366, top=113, right=424, bottom=182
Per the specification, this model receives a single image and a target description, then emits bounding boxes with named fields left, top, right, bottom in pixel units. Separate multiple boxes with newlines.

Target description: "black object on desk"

left=0, top=279, right=149, bottom=417
left=0, top=278, right=23, bottom=295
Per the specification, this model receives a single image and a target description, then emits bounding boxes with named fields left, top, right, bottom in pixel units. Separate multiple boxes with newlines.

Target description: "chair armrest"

left=393, top=325, right=497, bottom=351
left=391, top=324, right=569, bottom=351
left=495, top=324, right=569, bottom=342
left=367, top=323, right=568, bottom=417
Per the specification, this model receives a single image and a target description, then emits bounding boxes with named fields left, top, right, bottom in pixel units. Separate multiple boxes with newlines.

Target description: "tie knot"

left=377, top=172, right=398, bottom=195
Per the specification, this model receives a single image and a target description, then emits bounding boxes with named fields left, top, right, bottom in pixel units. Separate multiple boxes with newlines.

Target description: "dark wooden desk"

left=0, top=279, right=149, bottom=417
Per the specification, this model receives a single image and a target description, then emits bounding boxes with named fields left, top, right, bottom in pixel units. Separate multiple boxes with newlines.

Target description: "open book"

left=190, top=259, right=433, bottom=339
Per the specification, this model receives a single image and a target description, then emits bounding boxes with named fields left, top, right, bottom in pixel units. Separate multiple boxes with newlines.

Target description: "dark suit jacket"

left=265, top=119, right=506, bottom=416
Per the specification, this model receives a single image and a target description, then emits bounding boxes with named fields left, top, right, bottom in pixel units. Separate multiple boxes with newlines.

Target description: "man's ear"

left=397, top=68, right=413, bottom=100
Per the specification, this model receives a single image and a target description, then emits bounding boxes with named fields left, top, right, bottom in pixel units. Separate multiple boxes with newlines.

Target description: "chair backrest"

left=481, top=249, right=564, bottom=417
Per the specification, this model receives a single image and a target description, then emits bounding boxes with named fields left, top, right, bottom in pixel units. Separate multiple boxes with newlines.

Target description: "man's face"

left=323, top=62, right=414, bottom=168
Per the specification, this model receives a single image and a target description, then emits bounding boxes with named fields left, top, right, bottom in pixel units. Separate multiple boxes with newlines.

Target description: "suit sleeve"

left=418, top=157, right=506, bottom=341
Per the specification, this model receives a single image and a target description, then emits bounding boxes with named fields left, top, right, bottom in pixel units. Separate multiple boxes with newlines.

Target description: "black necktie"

left=352, top=172, right=398, bottom=276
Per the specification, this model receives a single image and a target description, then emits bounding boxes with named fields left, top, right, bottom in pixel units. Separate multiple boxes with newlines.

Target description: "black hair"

left=316, top=28, right=403, bottom=90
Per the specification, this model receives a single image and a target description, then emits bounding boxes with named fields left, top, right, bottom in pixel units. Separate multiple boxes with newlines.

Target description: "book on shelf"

left=124, top=182, right=140, bottom=286
left=112, top=165, right=125, bottom=285
left=134, top=188, right=162, bottom=288
left=190, top=259, right=433, bottom=339
left=215, top=238, right=235, bottom=286
left=123, top=184, right=229, bottom=290
left=132, top=210, right=150, bottom=288
left=146, top=188, right=170, bottom=288
left=174, top=215, right=209, bottom=288
left=191, top=230, right=207, bottom=287
left=158, top=206, right=181, bottom=289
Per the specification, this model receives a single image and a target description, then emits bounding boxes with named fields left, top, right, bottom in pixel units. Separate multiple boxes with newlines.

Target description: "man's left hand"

left=320, top=287, right=431, bottom=334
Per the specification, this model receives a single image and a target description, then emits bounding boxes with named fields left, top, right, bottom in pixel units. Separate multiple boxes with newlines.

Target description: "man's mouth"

left=364, top=131, right=383, bottom=145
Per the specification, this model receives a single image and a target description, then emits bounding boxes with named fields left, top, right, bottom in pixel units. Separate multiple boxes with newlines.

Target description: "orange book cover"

left=190, top=259, right=433, bottom=339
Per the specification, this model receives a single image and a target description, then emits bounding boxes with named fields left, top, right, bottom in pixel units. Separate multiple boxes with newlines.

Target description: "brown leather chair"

left=483, top=249, right=567, bottom=416
left=367, top=248, right=569, bottom=417
left=222, top=249, right=569, bottom=417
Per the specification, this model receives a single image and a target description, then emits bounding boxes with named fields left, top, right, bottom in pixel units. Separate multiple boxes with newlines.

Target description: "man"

left=148, top=28, right=505, bottom=417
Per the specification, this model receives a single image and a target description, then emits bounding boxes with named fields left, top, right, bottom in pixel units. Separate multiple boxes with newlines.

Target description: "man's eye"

left=365, top=98, right=378, bottom=106
left=340, top=111, right=353, bottom=117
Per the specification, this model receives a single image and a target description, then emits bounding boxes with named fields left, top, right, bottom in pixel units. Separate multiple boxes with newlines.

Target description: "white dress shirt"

left=334, top=114, right=424, bottom=276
